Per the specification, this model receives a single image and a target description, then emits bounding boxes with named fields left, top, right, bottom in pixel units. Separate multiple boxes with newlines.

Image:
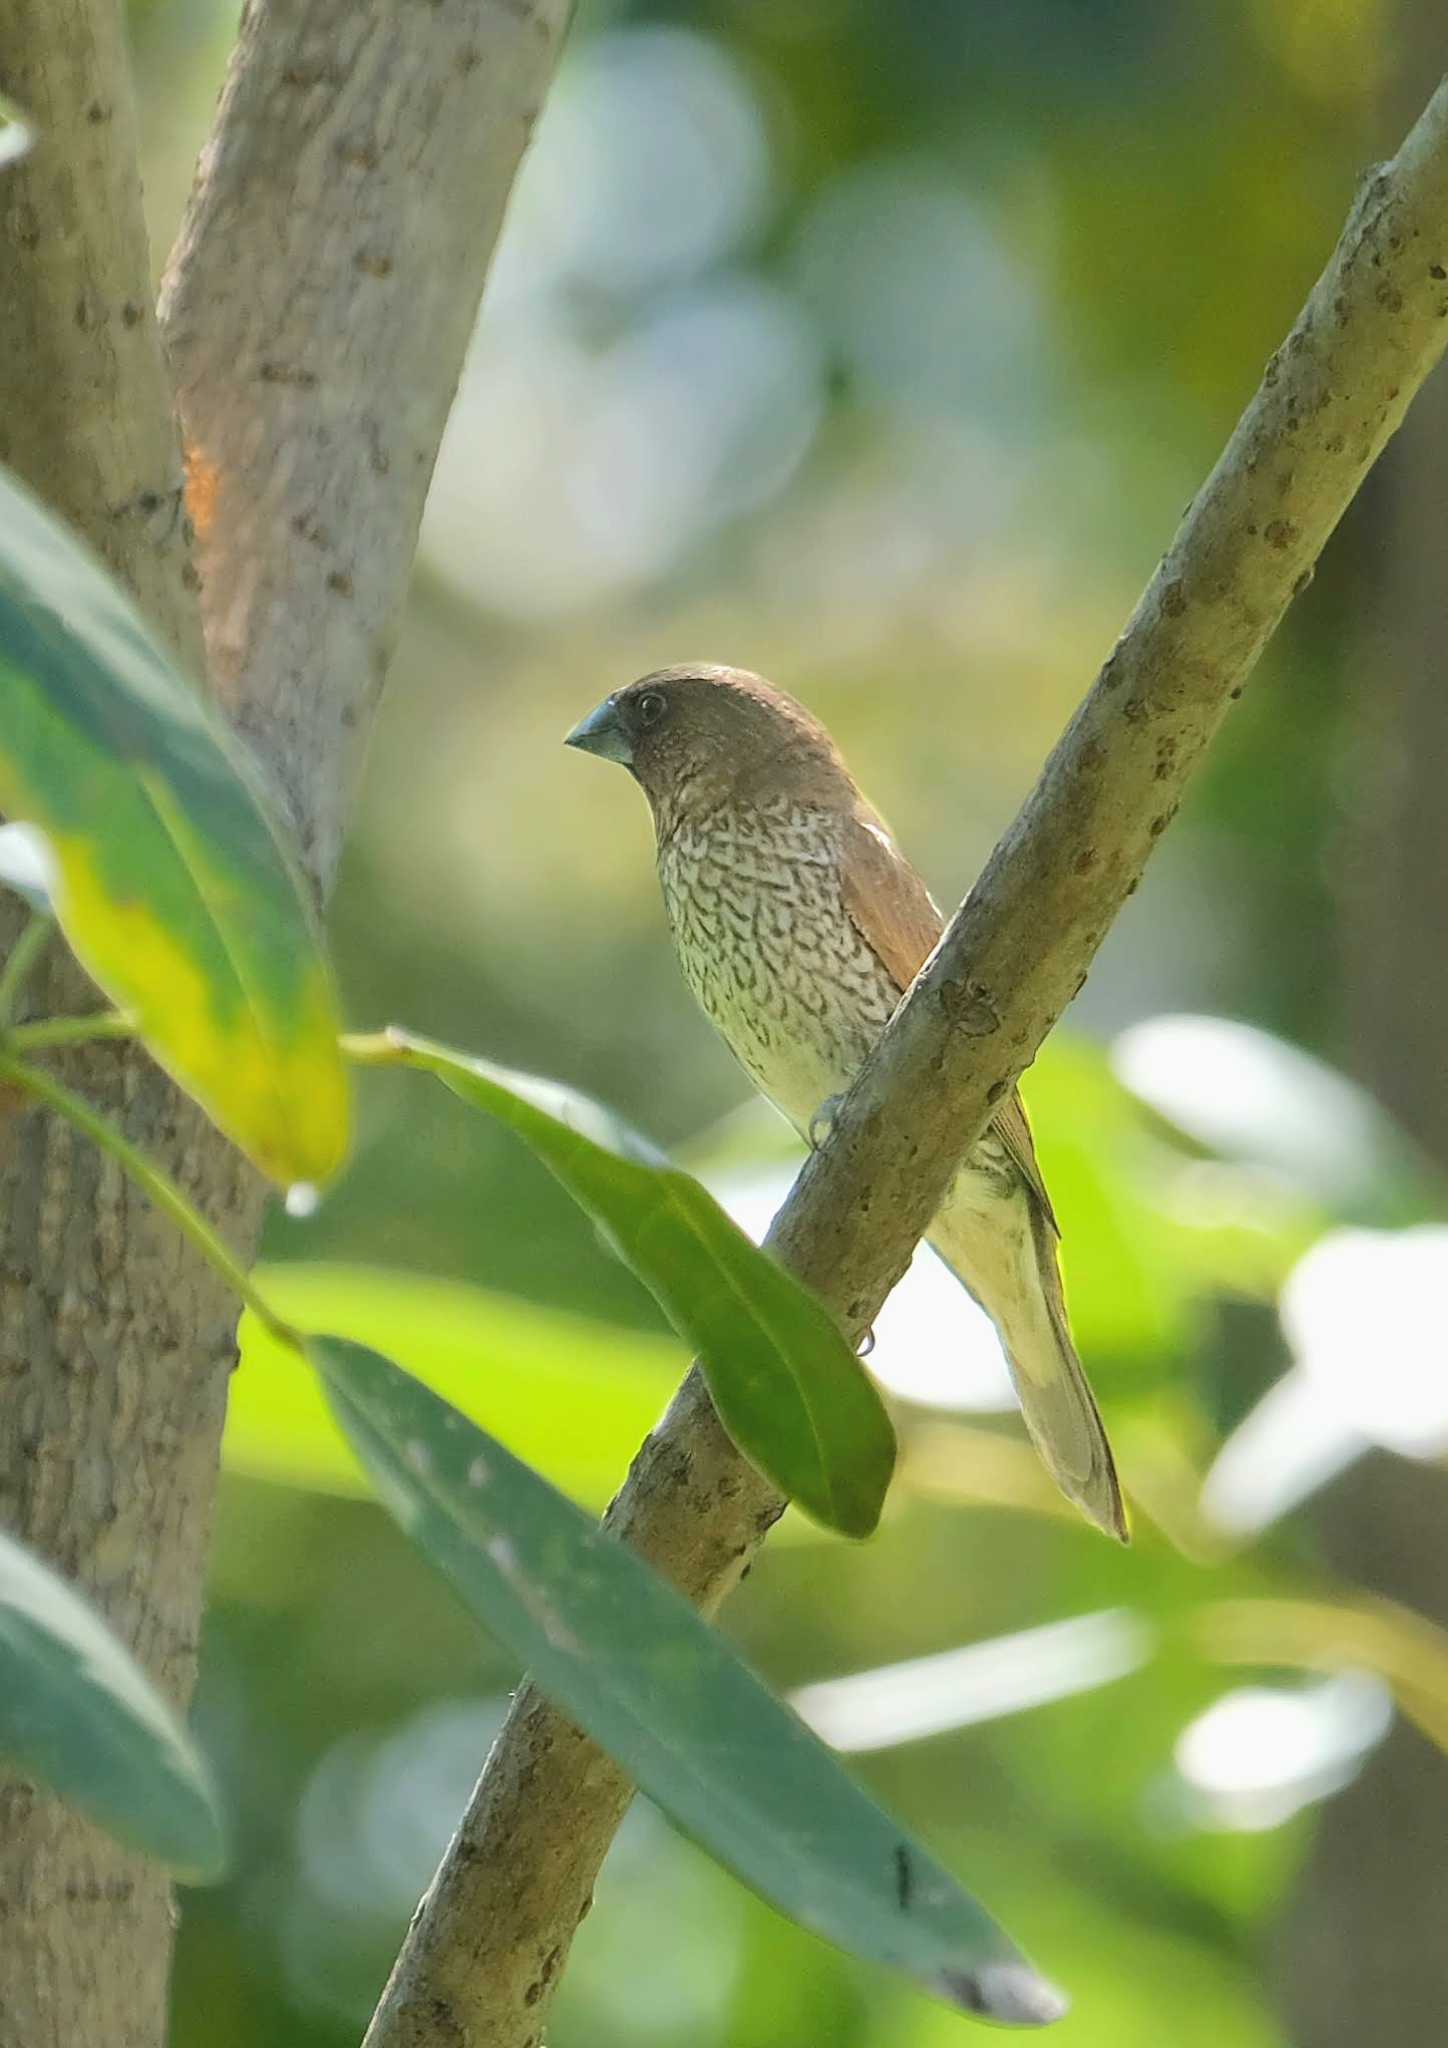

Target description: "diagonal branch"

left=160, top=0, right=573, bottom=892
left=1, top=2, right=569, bottom=2041
left=363, top=73, right=1448, bottom=2048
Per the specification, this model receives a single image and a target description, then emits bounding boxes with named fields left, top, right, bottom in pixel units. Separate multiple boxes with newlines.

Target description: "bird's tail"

left=929, top=1185, right=1128, bottom=1543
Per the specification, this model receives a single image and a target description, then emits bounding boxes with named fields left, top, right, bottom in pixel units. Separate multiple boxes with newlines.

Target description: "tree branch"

left=0, top=2, right=569, bottom=2040
left=362, top=74, right=1448, bottom=2048
left=0, top=0, right=203, bottom=659
left=160, top=0, right=573, bottom=891
left=0, top=10, right=232, bottom=2042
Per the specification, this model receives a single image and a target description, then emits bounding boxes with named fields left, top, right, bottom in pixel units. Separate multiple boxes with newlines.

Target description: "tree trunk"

left=0, top=8, right=264, bottom=2042
left=0, top=0, right=569, bottom=2039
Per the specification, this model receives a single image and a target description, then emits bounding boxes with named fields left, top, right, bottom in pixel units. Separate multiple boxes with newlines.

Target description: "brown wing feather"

left=837, top=806, right=944, bottom=991
left=840, top=805, right=1124, bottom=1539
left=838, top=807, right=1056, bottom=1231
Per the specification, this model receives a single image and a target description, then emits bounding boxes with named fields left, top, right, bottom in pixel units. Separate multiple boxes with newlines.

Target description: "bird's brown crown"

left=605, top=665, right=853, bottom=828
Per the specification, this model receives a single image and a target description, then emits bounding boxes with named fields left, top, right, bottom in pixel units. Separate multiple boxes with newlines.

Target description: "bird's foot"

left=858, top=1325, right=877, bottom=1359
left=809, top=1094, right=844, bottom=1150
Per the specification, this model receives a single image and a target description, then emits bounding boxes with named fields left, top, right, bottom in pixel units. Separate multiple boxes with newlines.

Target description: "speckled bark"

left=160, top=0, right=573, bottom=890
left=0, top=0, right=568, bottom=2040
left=0, top=8, right=252, bottom=2043
left=364, top=76, right=1448, bottom=2048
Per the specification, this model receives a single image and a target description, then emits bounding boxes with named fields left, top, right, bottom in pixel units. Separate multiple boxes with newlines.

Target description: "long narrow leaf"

left=312, top=1335, right=1064, bottom=2026
left=353, top=1029, right=894, bottom=1538
left=0, top=467, right=348, bottom=1184
left=0, top=1529, right=224, bottom=1880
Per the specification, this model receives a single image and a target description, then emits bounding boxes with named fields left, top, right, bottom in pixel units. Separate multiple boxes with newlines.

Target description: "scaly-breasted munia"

left=566, top=665, right=1125, bottom=1541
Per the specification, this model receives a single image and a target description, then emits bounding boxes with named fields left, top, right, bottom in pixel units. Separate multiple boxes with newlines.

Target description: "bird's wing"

left=839, top=807, right=1058, bottom=1233
left=988, top=1088, right=1060, bottom=1237
left=837, top=806, right=944, bottom=989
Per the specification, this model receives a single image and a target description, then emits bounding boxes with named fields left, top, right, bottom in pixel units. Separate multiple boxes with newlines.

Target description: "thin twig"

left=0, top=1052, right=299, bottom=1348
left=4, top=1012, right=137, bottom=1053
left=0, top=916, right=52, bottom=1026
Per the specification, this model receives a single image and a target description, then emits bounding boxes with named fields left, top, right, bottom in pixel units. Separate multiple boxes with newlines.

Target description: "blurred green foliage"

left=112, top=0, right=1448, bottom=2041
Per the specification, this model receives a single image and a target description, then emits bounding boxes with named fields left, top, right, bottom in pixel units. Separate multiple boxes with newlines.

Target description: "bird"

left=565, top=664, right=1126, bottom=1542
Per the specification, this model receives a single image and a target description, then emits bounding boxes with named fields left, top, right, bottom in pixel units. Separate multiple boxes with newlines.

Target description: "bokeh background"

left=131, top=0, right=1448, bottom=2041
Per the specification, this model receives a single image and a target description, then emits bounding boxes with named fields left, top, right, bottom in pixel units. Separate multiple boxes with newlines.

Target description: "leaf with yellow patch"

left=0, top=466, right=348, bottom=1184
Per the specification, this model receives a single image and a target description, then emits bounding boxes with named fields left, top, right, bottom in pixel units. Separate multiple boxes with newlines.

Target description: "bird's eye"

left=635, top=690, right=667, bottom=728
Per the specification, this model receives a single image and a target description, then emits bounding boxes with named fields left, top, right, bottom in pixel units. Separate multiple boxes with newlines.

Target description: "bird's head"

left=564, top=665, right=848, bottom=829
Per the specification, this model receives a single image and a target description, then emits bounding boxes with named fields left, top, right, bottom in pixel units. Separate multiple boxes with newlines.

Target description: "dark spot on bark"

left=1079, top=737, right=1105, bottom=770
left=1431, top=263, right=1447, bottom=281
left=260, top=361, right=318, bottom=387
left=181, top=560, right=202, bottom=591
left=426, top=1995, right=465, bottom=2046
left=1161, top=577, right=1187, bottom=618
left=943, top=978, right=1000, bottom=1036
left=121, top=299, right=142, bottom=328
left=894, top=1844, right=913, bottom=1910
left=1246, top=523, right=1258, bottom=536
left=355, top=249, right=392, bottom=278
left=1230, top=685, right=1244, bottom=700
left=1122, top=694, right=1150, bottom=724
left=578, top=1893, right=594, bottom=1923
left=1263, top=518, right=1298, bottom=550
left=456, top=43, right=482, bottom=71
left=986, top=1078, right=1007, bottom=1104
left=340, top=139, right=380, bottom=170
left=85, top=100, right=109, bottom=124
left=1325, top=431, right=1346, bottom=454
left=327, top=570, right=354, bottom=596
left=1073, top=845, right=1096, bottom=873
left=1375, top=281, right=1404, bottom=313
left=1125, top=877, right=1140, bottom=896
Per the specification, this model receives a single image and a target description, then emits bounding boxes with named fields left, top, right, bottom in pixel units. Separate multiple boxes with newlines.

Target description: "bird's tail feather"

left=929, top=1190, right=1128, bottom=1543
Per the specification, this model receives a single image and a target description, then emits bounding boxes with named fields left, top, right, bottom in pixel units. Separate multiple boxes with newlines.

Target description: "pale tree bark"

left=0, top=2, right=569, bottom=2043
left=363, top=75, right=1448, bottom=2048
left=160, top=0, right=569, bottom=889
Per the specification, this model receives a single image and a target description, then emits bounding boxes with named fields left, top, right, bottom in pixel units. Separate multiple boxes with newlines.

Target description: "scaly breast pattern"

left=658, top=801, right=900, bottom=1135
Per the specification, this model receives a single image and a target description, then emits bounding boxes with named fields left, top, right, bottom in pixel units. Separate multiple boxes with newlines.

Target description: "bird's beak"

left=564, top=696, right=633, bottom=766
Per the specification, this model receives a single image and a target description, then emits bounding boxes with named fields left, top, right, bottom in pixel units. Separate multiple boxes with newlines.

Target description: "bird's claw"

left=809, top=1094, right=844, bottom=1149
left=858, top=1325, right=877, bottom=1359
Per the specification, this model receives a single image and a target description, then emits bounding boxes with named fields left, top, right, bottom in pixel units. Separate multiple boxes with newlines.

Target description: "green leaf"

left=355, top=1030, right=895, bottom=1538
left=0, top=1528, right=225, bottom=1880
left=311, top=1334, right=1064, bottom=2026
left=0, top=467, right=349, bottom=1185
left=229, top=1263, right=688, bottom=1507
